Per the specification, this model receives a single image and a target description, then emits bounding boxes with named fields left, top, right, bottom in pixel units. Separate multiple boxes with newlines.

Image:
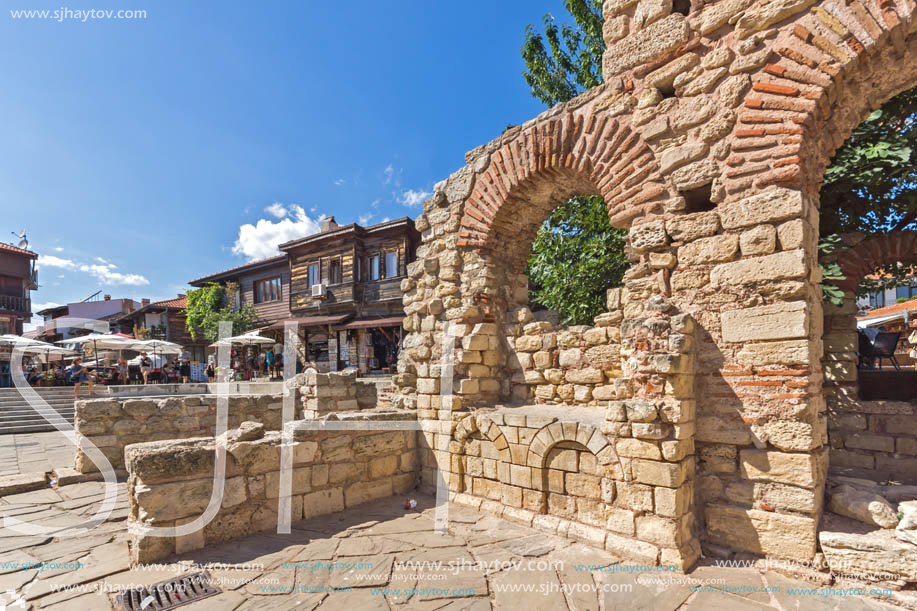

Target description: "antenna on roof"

left=11, top=229, right=28, bottom=250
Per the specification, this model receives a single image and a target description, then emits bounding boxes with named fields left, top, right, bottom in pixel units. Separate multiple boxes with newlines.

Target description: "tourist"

left=139, top=352, right=152, bottom=384
left=70, top=358, right=94, bottom=398
left=205, top=359, right=215, bottom=383
left=118, top=358, right=128, bottom=386
left=179, top=355, right=191, bottom=384
left=274, top=352, right=283, bottom=377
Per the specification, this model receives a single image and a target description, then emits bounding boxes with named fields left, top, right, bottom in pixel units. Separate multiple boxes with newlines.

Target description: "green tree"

left=185, top=282, right=258, bottom=342
left=522, top=0, right=605, bottom=107
left=527, top=196, right=629, bottom=325
left=820, top=87, right=917, bottom=299
left=522, top=0, right=626, bottom=325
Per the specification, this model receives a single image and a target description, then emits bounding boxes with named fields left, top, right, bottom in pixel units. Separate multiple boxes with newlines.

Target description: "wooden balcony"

left=0, top=294, right=26, bottom=314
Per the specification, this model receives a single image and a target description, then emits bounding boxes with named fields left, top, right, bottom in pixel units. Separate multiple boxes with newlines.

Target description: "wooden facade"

left=188, top=255, right=292, bottom=327
left=0, top=243, right=37, bottom=335
left=282, top=217, right=419, bottom=317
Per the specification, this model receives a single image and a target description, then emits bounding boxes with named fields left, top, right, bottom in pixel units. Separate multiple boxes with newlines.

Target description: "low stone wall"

left=126, top=420, right=417, bottom=563
left=74, top=394, right=284, bottom=473
left=419, top=404, right=699, bottom=568
left=829, top=398, right=917, bottom=479
left=291, top=370, right=381, bottom=416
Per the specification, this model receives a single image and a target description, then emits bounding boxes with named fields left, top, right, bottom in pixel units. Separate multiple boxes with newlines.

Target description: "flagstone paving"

left=0, top=485, right=913, bottom=610
left=0, top=432, right=76, bottom=478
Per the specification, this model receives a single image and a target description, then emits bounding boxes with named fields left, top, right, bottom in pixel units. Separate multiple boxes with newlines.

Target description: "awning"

left=267, top=314, right=353, bottom=330
left=336, top=316, right=405, bottom=330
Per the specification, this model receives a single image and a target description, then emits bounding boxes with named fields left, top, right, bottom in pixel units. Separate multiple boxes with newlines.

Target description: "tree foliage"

left=819, top=87, right=917, bottom=301
left=821, top=88, right=917, bottom=236
left=527, top=197, right=629, bottom=325
left=522, top=0, right=605, bottom=107
left=522, top=1, right=624, bottom=326
left=185, top=282, right=258, bottom=342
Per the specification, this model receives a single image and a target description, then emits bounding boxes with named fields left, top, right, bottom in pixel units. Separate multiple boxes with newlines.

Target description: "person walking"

left=179, top=355, right=191, bottom=384
left=205, top=359, right=215, bottom=383
left=70, top=358, right=94, bottom=398
left=118, top=358, right=128, bottom=386
left=139, top=352, right=152, bottom=384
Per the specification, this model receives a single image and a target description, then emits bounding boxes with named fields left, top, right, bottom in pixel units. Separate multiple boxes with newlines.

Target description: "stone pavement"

left=0, top=432, right=76, bottom=478
left=0, top=486, right=913, bottom=611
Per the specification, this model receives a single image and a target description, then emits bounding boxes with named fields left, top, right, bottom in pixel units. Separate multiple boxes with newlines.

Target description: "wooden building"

left=0, top=242, right=38, bottom=336
left=188, top=254, right=293, bottom=329
left=278, top=216, right=419, bottom=374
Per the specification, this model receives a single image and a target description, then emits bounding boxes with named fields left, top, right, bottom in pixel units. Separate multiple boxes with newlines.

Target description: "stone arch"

left=825, top=232, right=917, bottom=293
left=527, top=421, right=618, bottom=469
left=453, top=414, right=512, bottom=497
left=458, top=111, right=667, bottom=254
left=400, top=0, right=917, bottom=570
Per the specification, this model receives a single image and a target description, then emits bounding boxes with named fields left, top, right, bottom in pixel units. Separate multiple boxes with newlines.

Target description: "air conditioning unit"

left=311, top=284, right=326, bottom=298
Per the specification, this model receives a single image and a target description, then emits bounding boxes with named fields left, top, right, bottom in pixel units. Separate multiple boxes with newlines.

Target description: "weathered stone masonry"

left=395, top=0, right=917, bottom=569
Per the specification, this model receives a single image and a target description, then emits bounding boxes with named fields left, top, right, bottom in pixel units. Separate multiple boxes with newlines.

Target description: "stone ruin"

left=388, top=0, right=917, bottom=577
left=114, top=0, right=917, bottom=585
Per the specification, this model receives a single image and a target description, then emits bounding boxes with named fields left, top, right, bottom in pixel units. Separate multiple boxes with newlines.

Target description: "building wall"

left=238, top=263, right=292, bottom=325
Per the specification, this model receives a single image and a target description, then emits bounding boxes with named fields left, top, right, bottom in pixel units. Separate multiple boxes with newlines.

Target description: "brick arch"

left=725, top=3, right=917, bottom=199
left=457, top=110, right=666, bottom=254
left=526, top=421, right=618, bottom=469
left=825, top=232, right=917, bottom=292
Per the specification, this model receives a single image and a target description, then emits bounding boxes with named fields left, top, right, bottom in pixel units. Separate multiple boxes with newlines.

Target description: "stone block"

left=721, top=301, right=807, bottom=342
left=719, top=188, right=804, bottom=230
left=632, top=459, right=688, bottom=487
left=710, top=250, right=806, bottom=288
left=739, top=449, right=819, bottom=488
left=302, top=488, right=344, bottom=518
left=705, top=503, right=816, bottom=559
left=677, top=234, right=739, bottom=265
left=665, top=211, right=720, bottom=242
left=605, top=532, right=659, bottom=564
left=736, top=340, right=812, bottom=366
left=603, top=14, right=689, bottom=77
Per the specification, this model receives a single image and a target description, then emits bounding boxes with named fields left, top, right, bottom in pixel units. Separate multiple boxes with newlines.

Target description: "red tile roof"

left=858, top=297, right=917, bottom=320
left=152, top=296, right=187, bottom=309
left=0, top=242, right=38, bottom=259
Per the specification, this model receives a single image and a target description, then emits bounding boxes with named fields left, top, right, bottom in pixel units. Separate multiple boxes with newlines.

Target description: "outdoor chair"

left=858, top=331, right=876, bottom=369
left=872, top=332, right=902, bottom=371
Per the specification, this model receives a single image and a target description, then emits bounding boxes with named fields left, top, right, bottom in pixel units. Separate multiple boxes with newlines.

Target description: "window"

left=370, top=255, right=380, bottom=281
left=308, top=263, right=320, bottom=287
left=870, top=291, right=886, bottom=309
left=896, top=285, right=917, bottom=302
left=254, top=277, right=282, bottom=303
left=329, top=258, right=342, bottom=285
left=0, top=316, right=11, bottom=335
left=384, top=251, right=399, bottom=278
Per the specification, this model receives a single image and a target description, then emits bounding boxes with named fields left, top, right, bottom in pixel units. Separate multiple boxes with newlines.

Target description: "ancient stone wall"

left=290, top=370, right=381, bottom=416
left=126, top=420, right=417, bottom=563
left=395, top=0, right=917, bottom=569
left=74, top=394, right=285, bottom=473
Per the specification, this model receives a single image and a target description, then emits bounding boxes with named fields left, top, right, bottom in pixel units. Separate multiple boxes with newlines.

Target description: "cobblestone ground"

left=0, top=433, right=75, bottom=478
left=0, top=484, right=912, bottom=610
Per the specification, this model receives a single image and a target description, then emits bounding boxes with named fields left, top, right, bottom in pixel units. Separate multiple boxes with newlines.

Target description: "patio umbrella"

left=131, top=339, right=183, bottom=377
left=0, top=335, right=75, bottom=373
left=209, top=332, right=275, bottom=347
left=55, top=333, right=136, bottom=365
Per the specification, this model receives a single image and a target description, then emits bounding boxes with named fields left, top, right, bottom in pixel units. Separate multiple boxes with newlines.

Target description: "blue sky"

left=0, top=0, right=560, bottom=325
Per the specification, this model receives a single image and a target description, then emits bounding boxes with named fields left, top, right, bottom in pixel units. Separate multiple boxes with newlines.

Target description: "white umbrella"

left=132, top=339, right=183, bottom=381
left=1, top=335, right=76, bottom=370
left=210, top=333, right=275, bottom=347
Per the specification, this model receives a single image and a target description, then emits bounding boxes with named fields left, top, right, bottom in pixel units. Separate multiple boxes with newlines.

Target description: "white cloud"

left=334, top=178, right=345, bottom=186
left=232, top=204, right=321, bottom=262
left=383, top=164, right=395, bottom=185
left=358, top=212, right=375, bottom=225
left=53, top=246, right=63, bottom=252
left=78, top=264, right=149, bottom=286
left=400, top=188, right=431, bottom=207
left=264, top=202, right=288, bottom=219
left=37, top=255, right=147, bottom=286
left=36, top=255, right=78, bottom=270
left=370, top=198, right=380, bottom=209
left=32, top=301, right=62, bottom=315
